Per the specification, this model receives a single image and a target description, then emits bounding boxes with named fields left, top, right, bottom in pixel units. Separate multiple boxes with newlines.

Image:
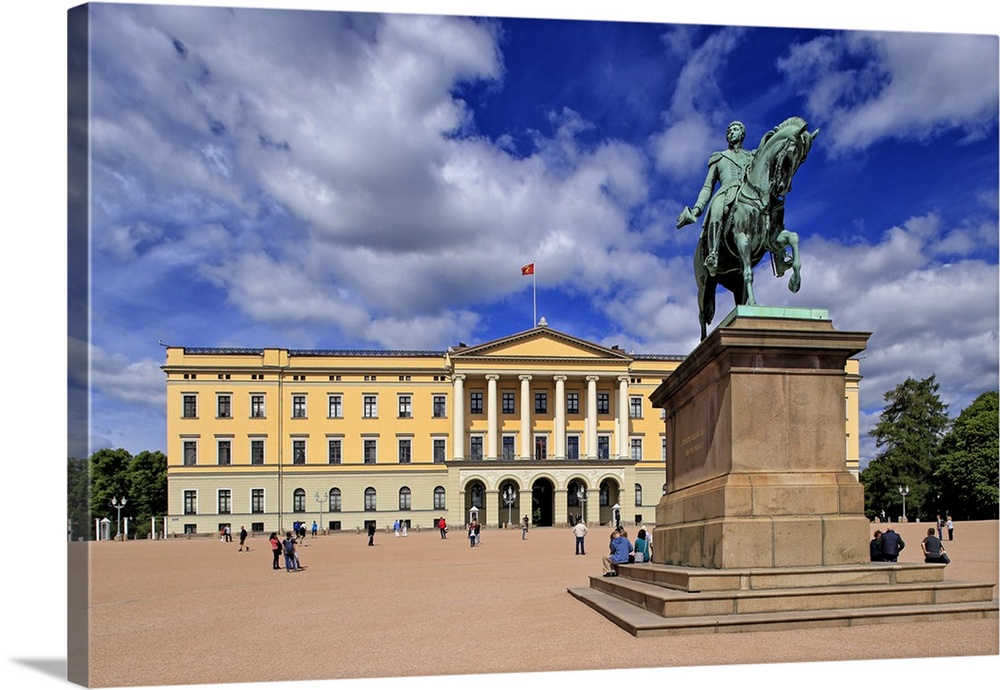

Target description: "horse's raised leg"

left=775, top=229, right=801, bottom=293
left=734, top=231, right=756, bottom=305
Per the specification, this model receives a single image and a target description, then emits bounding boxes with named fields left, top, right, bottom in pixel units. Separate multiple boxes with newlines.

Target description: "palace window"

left=433, top=438, right=446, bottom=463
left=183, top=441, right=197, bottom=466
left=433, top=486, right=446, bottom=510
left=597, top=435, right=610, bottom=460
left=250, top=439, right=265, bottom=465
left=217, top=440, right=231, bottom=466
left=399, top=487, right=411, bottom=511
left=567, top=436, right=580, bottom=460
left=328, top=439, right=342, bottom=465
left=250, top=394, right=265, bottom=418
left=330, top=488, right=342, bottom=512
left=566, top=392, right=579, bottom=415
left=470, top=391, right=483, bottom=414
left=183, top=394, right=197, bottom=418
left=217, top=394, right=231, bottom=419
left=433, top=395, right=447, bottom=418
left=293, top=440, right=306, bottom=465
left=534, top=392, right=547, bottom=414
left=629, top=396, right=643, bottom=419
left=470, top=436, right=483, bottom=461
left=502, top=436, right=516, bottom=460
left=398, top=395, right=412, bottom=419
left=183, top=490, right=197, bottom=515
left=363, top=395, right=378, bottom=418
left=218, top=489, right=231, bottom=515
left=534, top=435, right=547, bottom=460
left=630, top=438, right=643, bottom=460
left=293, top=489, right=306, bottom=513
left=635, top=483, right=643, bottom=507
left=364, top=439, right=377, bottom=464
left=597, top=393, right=610, bottom=414
left=398, top=439, right=412, bottom=464
left=502, top=391, right=516, bottom=414
left=328, top=394, right=342, bottom=418
left=251, top=489, right=264, bottom=514
left=364, top=487, right=377, bottom=511
left=292, top=395, right=307, bottom=419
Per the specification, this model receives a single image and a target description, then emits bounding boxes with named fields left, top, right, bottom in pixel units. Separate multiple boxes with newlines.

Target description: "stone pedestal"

left=650, top=307, right=871, bottom=569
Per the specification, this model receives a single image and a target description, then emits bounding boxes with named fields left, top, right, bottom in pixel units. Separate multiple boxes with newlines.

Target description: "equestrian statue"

left=677, top=117, right=819, bottom=340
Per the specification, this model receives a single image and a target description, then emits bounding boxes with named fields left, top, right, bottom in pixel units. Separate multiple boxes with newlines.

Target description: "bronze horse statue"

left=690, top=117, right=819, bottom=340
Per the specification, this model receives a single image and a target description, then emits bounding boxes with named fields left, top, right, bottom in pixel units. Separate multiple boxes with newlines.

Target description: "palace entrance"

left=531, top=477, right=554, bottom=526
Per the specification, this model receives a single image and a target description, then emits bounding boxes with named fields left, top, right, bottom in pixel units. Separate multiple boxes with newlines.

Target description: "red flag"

left=521, top=262, right=535, bottom=276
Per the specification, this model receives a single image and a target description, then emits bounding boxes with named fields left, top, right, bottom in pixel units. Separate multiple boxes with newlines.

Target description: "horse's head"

left=750, top=118, right=819, bottom=200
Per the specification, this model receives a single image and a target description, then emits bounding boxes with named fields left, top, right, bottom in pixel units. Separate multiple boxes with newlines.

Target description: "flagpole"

left=533, top=262, right=537, bottom=327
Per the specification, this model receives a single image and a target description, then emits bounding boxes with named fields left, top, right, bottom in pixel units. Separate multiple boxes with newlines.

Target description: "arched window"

left=293, top=488, right=306, bottom=512
left=399, top=486, right=412, bottom=511
left=567, top=480, right=580, bottom=507
left=599, top=481, right=610, bottom=507
left=635, top=483, right=643, bottom=507
left=471, top=483, right=484, bottom=509
left=329, top=488, right=342, bottom=512
left=364, top=487, right=376, bottom=511
left=433, top=486, right=446, bottom=510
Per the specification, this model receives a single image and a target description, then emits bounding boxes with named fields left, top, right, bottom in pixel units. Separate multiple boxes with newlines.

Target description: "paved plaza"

left=79, top=520, right=998, bottom=688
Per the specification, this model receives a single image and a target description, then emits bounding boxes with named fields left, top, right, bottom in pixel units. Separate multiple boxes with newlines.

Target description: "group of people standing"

left=269, top=531, right=303, bottom=572
left=393, top=519, right=409, bottom=538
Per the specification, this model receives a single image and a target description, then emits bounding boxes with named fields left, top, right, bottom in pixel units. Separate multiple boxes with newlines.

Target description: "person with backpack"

left=283, top=532, right=300, bottom=571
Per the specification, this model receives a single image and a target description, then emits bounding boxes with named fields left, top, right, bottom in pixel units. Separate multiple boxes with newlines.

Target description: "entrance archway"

left=566, top=479, right=589, bottom=525
left=531, top=477, right=554, bottom=526
left=464, top=481, right=485, bottom=526
left=598, top=478, right=621, bottom=526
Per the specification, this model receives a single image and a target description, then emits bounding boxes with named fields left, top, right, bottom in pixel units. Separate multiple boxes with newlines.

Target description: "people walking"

left=367, top=522, right=376, bottom=547
left=311, top=521, right=318, bottom=538
left=572, top=518, right=588, bottom=555
left=521, top=516, right=529, bottom=540
left=394, top=519, right=401, bottom=538
left=238, top=525, right=248, bottom=551
left=439, top=517, right=448, bottom=539
left=401, top=521, right=408, bottom=537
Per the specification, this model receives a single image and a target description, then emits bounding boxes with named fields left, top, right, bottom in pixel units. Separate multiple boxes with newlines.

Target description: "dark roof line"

left=290, top=349, right=446, bottom=357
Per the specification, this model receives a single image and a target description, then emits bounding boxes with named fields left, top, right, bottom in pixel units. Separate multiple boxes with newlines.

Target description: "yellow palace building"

left=163, top=321, right=862, bottom=535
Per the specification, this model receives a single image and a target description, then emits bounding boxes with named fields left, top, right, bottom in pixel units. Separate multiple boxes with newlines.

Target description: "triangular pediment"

left=451, top=326, right=632, bottom=362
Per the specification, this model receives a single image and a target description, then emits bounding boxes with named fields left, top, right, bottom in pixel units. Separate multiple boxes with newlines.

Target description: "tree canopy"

left=934, top=391, right=999, bottom=520
left=69, top=448, right=168, bottom=539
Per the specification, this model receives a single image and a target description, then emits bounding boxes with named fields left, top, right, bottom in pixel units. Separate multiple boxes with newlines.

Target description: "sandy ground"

left=73, top=519, right=999, bottom=688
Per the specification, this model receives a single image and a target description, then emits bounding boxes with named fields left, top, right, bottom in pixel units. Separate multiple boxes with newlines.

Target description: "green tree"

left=67, top=457, right=91, bottom=540
left=861, top=375, right=949, bottom=521
left=933, top=391, right=999, bottom=520
left=127, top=450, right=168, bottom=538
left=89, top=448, right=133, bottom=536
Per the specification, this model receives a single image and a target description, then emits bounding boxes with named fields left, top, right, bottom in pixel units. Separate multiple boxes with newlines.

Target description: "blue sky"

left=68, top=3, right=999, bottom=467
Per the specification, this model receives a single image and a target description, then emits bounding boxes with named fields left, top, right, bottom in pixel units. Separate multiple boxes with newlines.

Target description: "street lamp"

left=898, top=485, right=910, bottom=522
left=502, top=485, right=517, bottom=527
left=110, top=496, right=127, bottom=541
left=576, top=486, right=588, bottom=524
left=314, top=491, right=328, bottom=534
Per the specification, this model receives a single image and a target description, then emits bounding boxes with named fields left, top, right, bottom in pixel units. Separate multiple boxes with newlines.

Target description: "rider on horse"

left=676, top=121, right=754, bottom=277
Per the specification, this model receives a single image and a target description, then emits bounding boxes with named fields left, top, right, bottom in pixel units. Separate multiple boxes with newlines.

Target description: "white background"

left=1, top=2, right=996, bottom=690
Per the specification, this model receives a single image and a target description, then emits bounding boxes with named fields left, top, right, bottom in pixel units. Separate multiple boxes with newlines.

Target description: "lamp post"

left=110, top=496, right=127, bottom=541
left=502, top=485, right=517, bottom=527
left=898, top=485, right=910, bottom=522
left=576, top=486, right=588, bottom=524
left=314, top=491, right=328, bottom=534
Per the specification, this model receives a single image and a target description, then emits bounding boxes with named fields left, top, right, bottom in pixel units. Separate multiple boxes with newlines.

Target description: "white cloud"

left=778, top=32, right=999, bottom=153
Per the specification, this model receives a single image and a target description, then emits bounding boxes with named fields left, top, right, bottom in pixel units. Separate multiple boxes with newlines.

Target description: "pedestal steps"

left=566, top=563, right=998, bottom=637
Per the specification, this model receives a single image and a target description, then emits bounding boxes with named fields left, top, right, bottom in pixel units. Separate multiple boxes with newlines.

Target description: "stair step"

left=589, top=574, right=996, bottom=618
left=567, top=586, right=1000, bottom=638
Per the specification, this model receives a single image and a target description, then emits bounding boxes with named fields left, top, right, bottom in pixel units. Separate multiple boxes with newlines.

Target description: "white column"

left=486, top=374, right=499, bottom=460
left=554, top=375, right=567, bottom=459
left=519, top=375, right=532, bottom=459
left=618, top=375, right=630, bottom=459
left=453, top=374, right=466, bottom=460
left=586, top=375, right=599, bottom=459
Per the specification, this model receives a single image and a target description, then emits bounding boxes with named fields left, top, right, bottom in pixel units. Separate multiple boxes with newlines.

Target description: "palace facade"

left=164, top=322, right=862, bottom=535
